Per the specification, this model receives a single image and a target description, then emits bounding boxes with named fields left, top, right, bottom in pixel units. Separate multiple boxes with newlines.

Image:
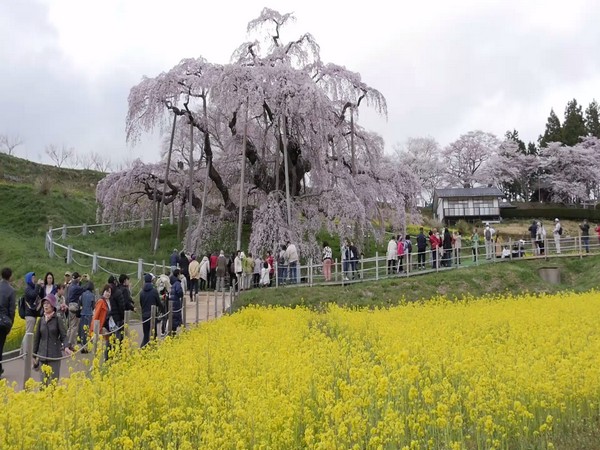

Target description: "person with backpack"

left=442, top=228, right=453, bottom=267
left=277, top=245, right=287, bottom=285
left=188, top=255, right=200, bottom=301
left=528, top=220, right=538, bottom=255
left=199, top=255, right=210, bottom=292
left=0, top=268, right=16, bottom=379
left=553, top=218, right=562, bottom=254
left=170, top=249, right=179, bottom=272
left=78, top=281, right=95, bottom=351
left=416, top=228, right=427, bottom=269
left=139, top=273, right=161, bottom=347
left=341, top=239, right=351, bottom=280
left=90, top=284, right=112, bottom=357
left=107, top=275, right=125, bottom=342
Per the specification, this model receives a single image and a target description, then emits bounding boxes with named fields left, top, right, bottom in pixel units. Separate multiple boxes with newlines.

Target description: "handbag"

left=0, top=313, right=12, bottom=332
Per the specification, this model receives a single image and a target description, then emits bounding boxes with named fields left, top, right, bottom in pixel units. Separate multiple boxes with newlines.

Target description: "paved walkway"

left=0, top=291, right=230, bottom=390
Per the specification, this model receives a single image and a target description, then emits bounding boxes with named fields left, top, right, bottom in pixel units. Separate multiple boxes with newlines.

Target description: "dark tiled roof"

left=434, top=187, right=504, bottom=198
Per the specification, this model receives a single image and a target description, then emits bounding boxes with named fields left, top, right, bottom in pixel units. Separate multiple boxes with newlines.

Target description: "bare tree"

left=91, top=152, right=112, bottom=172
left=77, top=152, right=95, bottom=170
left=0, top=134, right=24, bottom=156
left=45, top=144, right=74, bottom=168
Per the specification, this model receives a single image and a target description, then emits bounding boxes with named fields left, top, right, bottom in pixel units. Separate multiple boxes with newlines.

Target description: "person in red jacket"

left=429, top=229, right=441, bottom=269
left=209, top=252, right=218, bottom=290
left=595, top=224, right=600, bottom=245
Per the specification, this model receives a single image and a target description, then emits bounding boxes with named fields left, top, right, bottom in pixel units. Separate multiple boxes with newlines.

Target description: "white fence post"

left=137, top=259, right=144, bottom=280
left=67, top=245, right=73, bottom=264
left=82, top=223, right=88, bottom=236
left=62, top=224, right=67, bottom=240
left=375, top=252, right=379, bottom=281
left=92, top=252, right=98, bottom=273
left=22, top=332, right=33, bottom=389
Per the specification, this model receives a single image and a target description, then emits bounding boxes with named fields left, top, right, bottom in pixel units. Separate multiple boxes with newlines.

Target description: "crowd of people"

left=0, top=267, right=193, bottom=384
left=168, top=240, right=301, bottom=294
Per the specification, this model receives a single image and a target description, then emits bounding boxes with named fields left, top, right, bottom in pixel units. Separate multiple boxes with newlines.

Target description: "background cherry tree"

left=96, top=8, right=420, bottom=258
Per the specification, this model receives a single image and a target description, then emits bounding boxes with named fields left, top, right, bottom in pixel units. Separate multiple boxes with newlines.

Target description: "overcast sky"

left=2, top=0, right=600, bottom=166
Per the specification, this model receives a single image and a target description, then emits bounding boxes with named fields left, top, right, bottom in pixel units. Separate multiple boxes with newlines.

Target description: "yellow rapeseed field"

left=1, top=291, right=600, bottom=449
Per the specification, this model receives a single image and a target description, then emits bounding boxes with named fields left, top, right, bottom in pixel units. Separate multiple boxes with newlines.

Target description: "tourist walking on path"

left=322, top=242, right=333, bottom=281
left=579, top=219, right=590, bottom=253
left=453, top=231, right=462, bottom=265
left=90, top=284, right=111, bottom=360
left=199, top=256, right=210, bottom=292
left=66, top=272, right=85, bottom=348
left=429, top=230, right=441, bottom=269
left=188, top=256, right=200, bottom=300
left=169, top=269, right=184, bottom=335
left=139, top=274, right=160, bottom=347
left=0, top=268, right=16, bottom=379
left=285, top=241, right=299, bottom=284
left=536, top=221, right=546, bottom=256
left=528, top=220, right=538, bottom=255
left=553, top=218, right=562, bottom=254
left=170, top=249, right=179, bottom=272
left=386, top=236, right=397, bottom=275
left=416, top=228, right=427, bottom=269
left=23, top=272, right=42, bottom=352
left=442, top=228, right=453, bottom=267
left=33, top=294, right=71, bottom=385
left=78, top=281, right=95, bottom=350
left=484, top=223, right=495, bottom=260
left=471, top=228, right=479, bottom=263
left=216, top=251, right=227, bottom=291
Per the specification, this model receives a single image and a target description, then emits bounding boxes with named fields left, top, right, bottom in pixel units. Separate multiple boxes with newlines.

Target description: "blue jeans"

left=583, top=236, right=590, bottom=253
left=278, top=265, right=287, bottom=284
left=79, top=315, right=92, bottom=346
left=288, top=261, right=297, bottom=284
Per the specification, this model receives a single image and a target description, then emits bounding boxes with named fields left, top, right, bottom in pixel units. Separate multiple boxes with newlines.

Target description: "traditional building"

left=433, top=187, right=504, bottom=224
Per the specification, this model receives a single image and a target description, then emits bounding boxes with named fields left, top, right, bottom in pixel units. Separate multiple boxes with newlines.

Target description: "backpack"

left=485, top=229, right=492, bottom=240
left=68, top=297, right=81, bottom=313
left=558, top=226, right=563, bottom=236
left=18, top=296, right=26, bottom=319
left=405, top=240, right=412, bottom=253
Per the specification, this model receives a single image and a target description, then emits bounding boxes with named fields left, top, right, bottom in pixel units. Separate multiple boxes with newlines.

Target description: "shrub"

left=34, top=176, right=52, bottom=195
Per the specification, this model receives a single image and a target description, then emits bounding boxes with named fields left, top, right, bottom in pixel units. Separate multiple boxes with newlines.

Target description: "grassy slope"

left=235, top=255, right=600, bottom=311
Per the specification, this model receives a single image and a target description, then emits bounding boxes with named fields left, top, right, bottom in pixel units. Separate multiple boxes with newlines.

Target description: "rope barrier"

left=71, top=255, right=89, bottom=269
left=0, top=354, right=25, bottom=364
left=33, top=343, right=87, bottom=362
left=99, top=323, right=126, bottom=337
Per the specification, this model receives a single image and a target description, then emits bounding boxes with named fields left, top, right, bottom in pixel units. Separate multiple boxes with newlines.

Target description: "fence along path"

left=2, top=219, right=594, bottom=387
left=1, top=290, right=232, bottom=391
left=45, top=219, right=599, bottom=288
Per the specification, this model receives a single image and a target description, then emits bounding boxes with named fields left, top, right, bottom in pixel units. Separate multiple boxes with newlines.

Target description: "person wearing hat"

left=22, top=272, right=43, bottom=353
left=139, top=273, right=161, bottom=347
left=553, top=218, right=562, bottom=254
left=33, top=294, right=71, bottom=385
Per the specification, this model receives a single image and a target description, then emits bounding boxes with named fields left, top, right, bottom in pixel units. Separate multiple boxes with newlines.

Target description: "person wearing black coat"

left=442, top=228, right=453, bottom=267
left=139, top=274, right=161, bottom=347
left=416, top=228, right=428, bottom=269
left=178, top=252, right=190, bottom=288
left=169, top=269, right=184, bottom=335
left=66, top=272, right=86, bottom=348
left=107, top=275, right=125, bottom=340
left=0, top=268, right=16, bottom=378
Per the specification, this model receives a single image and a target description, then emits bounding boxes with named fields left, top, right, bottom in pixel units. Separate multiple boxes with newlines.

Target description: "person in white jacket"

left=199, top=256, right=210, bottom=292
left=553, top=218, right=562, bottom=254
left=285, top=242, right=299, bottom=284
left=386, top=237, right=397, bottom=275
left=234, top=251, right=243, bottom=291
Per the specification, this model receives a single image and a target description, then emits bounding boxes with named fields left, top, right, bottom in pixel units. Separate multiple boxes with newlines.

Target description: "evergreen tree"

left=585, top=99, right=600, bottom=138
left=526, top=142, right=538, bottom=156
left=505, top=129, right=526, bottom=152
left=538, top=108, right=562, bottom=147
left=562, top=98, right=586, bottom=146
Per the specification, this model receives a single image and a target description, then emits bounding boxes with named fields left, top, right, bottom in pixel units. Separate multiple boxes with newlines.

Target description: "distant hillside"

left=0, top=152, right=104, bottom=193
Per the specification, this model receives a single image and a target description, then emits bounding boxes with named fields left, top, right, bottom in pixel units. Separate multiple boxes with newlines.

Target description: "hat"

left=82, top=273, right=89, bottom=279
left=64, top=271, right=72, bottom=277
left=555, top=218, right=559, bottom=222
left=42, top=294, right=57, bottom=310
left=71, top=272, right=80, bottom=279
left=144, top=273, right=153, bottom=283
